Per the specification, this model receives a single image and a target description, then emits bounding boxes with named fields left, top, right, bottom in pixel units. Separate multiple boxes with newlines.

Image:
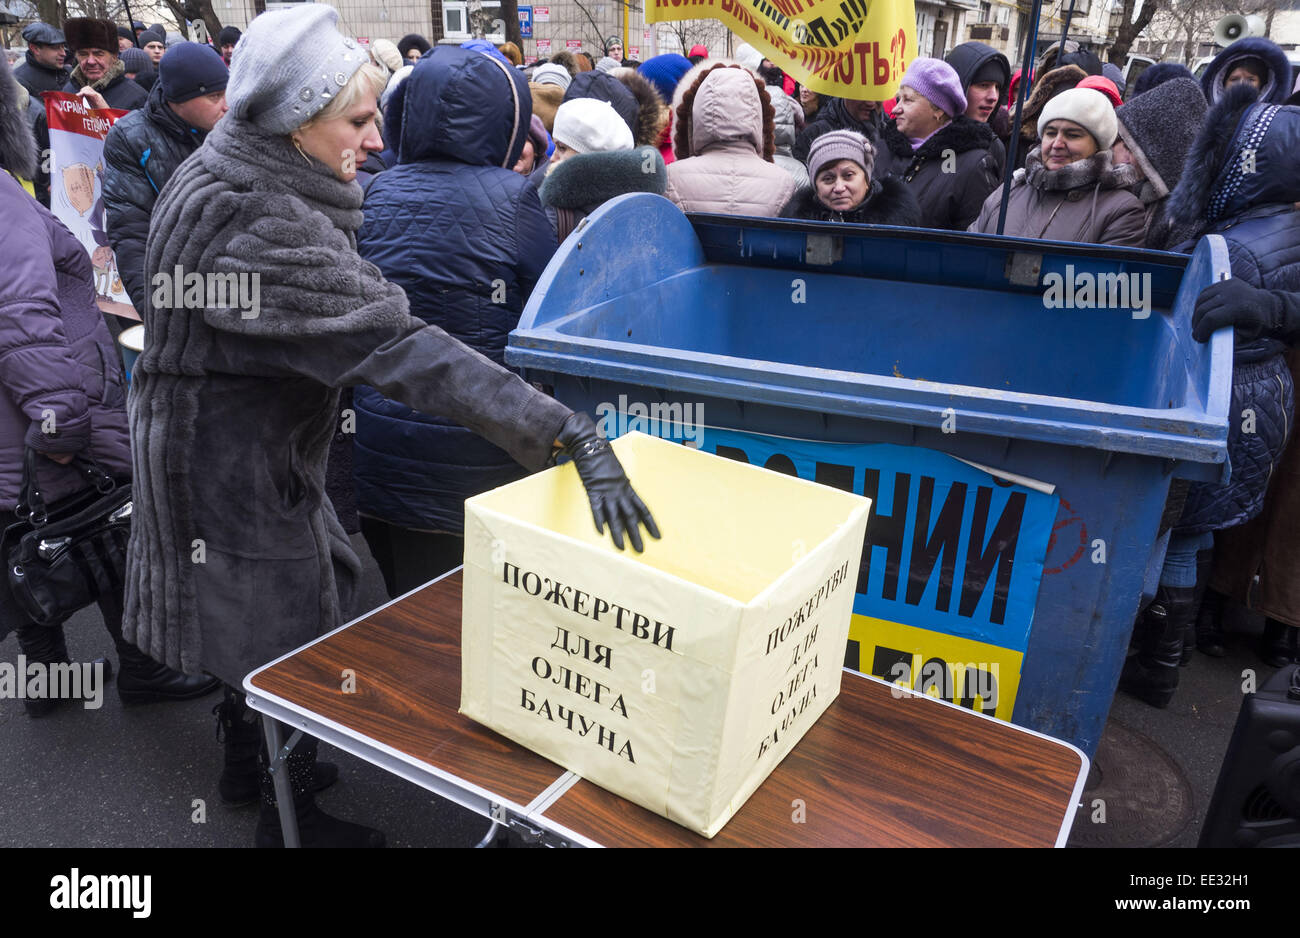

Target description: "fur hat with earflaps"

left=0, top=51, right=38, bottom=179
left=1167, top=81, right=1300, bottom=234
left=612, top=69, right=668, bottom=147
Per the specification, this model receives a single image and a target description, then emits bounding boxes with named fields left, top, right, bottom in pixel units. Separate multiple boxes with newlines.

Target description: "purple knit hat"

left=900, top=57, right=967, bottom=117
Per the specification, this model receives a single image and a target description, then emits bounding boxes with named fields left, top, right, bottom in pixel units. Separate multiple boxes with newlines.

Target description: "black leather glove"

left=555, top=412, right=661, bottom=552
left=1192, top=277, right=1282, bottom=343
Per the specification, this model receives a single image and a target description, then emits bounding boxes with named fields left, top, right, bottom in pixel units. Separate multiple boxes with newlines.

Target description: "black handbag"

left=3, top=448, right=132, bottom=626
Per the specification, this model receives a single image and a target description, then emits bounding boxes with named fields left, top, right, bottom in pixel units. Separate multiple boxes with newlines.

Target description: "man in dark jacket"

left=103, top=43, right=228, bottom=313
left=13, top=22, right=69, bottom=97
left=946, top=41, right=1011, bottom=171
left=793, top=95, right=885, bottom=163
left=357, top=47, right=558, bottom=596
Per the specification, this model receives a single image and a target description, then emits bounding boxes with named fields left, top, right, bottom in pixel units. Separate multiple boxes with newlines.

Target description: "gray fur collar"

left=202, top=117, right=365, bottom=233
left=1021, top=147, right=1138, bottom=193
left=70, top=58, right=126, bottom=93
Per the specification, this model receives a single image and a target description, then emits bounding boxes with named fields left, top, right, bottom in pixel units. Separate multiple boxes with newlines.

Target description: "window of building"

left=443, top=1, right=505, bottom=40
left=979, top=1, right=991, bottom=20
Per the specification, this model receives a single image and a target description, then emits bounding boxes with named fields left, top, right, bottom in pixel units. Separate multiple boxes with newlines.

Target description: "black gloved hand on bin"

left=554, top=412, right=661, bottom=552
left=1192, top=277, right=1283, bottom=343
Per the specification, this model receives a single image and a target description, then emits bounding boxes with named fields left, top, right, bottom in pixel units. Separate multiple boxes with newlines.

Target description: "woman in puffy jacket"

left=356, top=45, right=560, bottom=597
left=1120, top=84, right=1298, bottom=706
left=969, top=87, right=1146, bottom=247
left=664, top=62, right=795, bottom=216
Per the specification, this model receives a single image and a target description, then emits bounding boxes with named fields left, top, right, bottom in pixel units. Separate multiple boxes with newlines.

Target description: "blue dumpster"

left=508, top=193, right=1232, bottom=758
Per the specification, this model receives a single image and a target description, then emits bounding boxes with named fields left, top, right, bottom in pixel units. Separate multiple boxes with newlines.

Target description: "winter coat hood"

left=946, top=41, right=1010, bottom=95
left=397, top=45, right=530, bottom=168
left=1200, top=37, right=1293, bottom=106
left=615, top=69, right=668, bottom=146
left=674, top=63, right=773, bottom=160
left=0, top=48, right=38, bottom=179
left=564, top=70, right=638, bottom=139
left=539, top=145, right=667, bottom=211
left=779, top=174, right=921, bottom=226
left=1169, top=83, right=1300, bottom=231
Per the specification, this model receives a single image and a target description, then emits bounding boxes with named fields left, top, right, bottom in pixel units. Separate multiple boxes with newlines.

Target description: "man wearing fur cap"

left=61, top=17, right=148, bottom=110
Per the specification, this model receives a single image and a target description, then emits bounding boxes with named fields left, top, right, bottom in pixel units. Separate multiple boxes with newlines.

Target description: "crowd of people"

left=3, top=4, right=1300, bottom=846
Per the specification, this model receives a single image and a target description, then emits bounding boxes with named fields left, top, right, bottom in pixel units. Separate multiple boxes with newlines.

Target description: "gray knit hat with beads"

left=224, top=4, right=368, bottom=134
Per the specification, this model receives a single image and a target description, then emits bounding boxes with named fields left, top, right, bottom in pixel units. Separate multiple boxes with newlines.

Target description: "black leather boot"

left=1120, top=585, right=1195, bottom=708
left=215, top=686, right=337, bottom=806
left=104, top=618, right=220, bottom=704
left=15, top=623, right=71, bottom=718
left=255, top=731, right=383, bottom=848
left=1184, top=548, right=1218, bottom=663
left=1260, top=619, right=1300, bottom=668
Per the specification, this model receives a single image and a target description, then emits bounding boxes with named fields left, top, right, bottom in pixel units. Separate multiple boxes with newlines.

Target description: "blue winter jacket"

left=356, top=46, right=558, bottom=533
left=1175, top=101, right=1300, bottom=534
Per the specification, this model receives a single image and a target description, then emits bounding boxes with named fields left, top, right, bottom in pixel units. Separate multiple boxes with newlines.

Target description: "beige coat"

left=969, top=150, right=1147, bottom=247
left=664, top=66, right=795, bottom=217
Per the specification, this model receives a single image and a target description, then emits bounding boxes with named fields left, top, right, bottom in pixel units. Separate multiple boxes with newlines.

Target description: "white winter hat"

left=734, top=42, right=764, bottom=72
left=1038, top=86, right=1118, bottom=149
left=552, top=97, right=634, bottom=153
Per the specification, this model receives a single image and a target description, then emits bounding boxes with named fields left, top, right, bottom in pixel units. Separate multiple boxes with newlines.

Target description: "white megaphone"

left=1214, top=13, right=1267, bottom=47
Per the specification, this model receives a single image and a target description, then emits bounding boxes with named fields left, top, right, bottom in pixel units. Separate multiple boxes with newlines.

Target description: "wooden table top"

left=248, top=571, right=1085, bottom=847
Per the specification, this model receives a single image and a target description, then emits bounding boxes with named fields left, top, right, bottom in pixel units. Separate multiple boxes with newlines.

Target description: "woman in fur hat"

left=1150, top=84, right=1300, bottom=679
left=969, top=87, right=1146, bottom=246
left=779, top=129, right=920, bottom=225
left=1112, top=77, right=1206, bottom=251
left=127, top=6, right=657, bottom=847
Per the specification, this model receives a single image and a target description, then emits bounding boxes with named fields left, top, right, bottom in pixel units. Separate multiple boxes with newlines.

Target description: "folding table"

left=244, top=568, right=1088, bottom=847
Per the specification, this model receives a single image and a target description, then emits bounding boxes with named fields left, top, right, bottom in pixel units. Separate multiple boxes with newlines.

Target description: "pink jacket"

left=664, top=66, right=795, bottom=217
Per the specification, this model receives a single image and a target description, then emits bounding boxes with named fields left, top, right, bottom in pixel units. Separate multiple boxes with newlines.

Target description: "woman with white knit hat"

left=124, top=4, right=658, bottom=849
left=969, top=86, right=1146, bottom=246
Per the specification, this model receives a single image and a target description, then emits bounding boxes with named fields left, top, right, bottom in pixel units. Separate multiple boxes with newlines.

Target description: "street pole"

left=623, top=0, right=629, bottom=59
left=995, top=0, right=1044, bottom=236
left=1056, top=0, right=1077, bottom=62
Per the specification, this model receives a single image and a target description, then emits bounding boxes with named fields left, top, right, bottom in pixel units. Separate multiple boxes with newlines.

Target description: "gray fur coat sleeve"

left=189, top=191, right=570, bottom=472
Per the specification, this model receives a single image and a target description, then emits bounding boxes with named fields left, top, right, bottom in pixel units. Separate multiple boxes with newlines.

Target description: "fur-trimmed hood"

left=779, top=174, right=921, bottom=226
left=539, top=145, right=667, bottom=211
left=1200, top=37, right=1293, bottom=106
left=673, top=63, right=774, bottom=161
left=1168, top=81, right=1300, bottom=231
left=0, top=49, right=38, bottom=179
left=613, top=69, right=668, bottom=147
left=880, top=113, right=996, bottom=161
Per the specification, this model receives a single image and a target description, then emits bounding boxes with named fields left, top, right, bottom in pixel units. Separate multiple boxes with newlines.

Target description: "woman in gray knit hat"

left=124, top=3, right=657, bottom=848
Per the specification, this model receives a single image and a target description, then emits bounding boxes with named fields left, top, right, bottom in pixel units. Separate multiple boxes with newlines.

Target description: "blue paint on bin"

left=508, top=193, right=1233, bottom=757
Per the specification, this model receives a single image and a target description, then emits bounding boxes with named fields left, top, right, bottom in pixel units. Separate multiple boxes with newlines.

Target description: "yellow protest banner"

left=646, top=0, right=916, bottom=99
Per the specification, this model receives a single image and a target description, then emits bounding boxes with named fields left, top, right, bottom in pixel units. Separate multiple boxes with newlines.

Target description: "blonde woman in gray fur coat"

left=124, top=4, right=657, bottom=848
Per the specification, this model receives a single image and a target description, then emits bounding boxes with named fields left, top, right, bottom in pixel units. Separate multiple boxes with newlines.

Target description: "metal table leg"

left=261, top=716, right=302, bottom=848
